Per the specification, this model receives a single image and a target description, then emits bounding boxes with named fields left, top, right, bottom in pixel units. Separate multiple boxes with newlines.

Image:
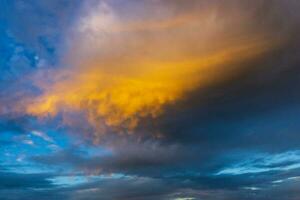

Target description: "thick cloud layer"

left=25, top=0, right=282, bottom=138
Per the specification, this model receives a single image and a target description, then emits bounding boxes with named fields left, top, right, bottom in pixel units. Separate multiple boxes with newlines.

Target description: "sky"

left=0, top=0, right=300, bottom=199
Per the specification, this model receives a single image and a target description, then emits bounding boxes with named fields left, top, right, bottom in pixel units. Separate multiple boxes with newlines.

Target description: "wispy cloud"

left=31, top=130, right=54, bottom=143
left=216, top=151, right=300, bottom=175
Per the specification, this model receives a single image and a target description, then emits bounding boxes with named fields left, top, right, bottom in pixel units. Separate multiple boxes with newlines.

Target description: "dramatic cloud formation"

left=1, top=0, right=300, bottom=200
left=25, top=0, right=280, bottom=138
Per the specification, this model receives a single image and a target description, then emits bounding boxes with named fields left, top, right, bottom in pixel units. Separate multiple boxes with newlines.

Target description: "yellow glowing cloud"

left=26, top=1, right=279, bottom=135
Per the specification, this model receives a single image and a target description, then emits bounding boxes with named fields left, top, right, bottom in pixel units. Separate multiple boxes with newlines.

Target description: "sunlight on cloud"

left=25, top=1, right=278, bottom=138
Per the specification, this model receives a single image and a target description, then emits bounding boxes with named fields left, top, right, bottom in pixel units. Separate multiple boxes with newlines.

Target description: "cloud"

left=2, top=0, right=300, bottom=200
left=216, top=151, right=300, bottom=175
left=31, top=130, right=54, bottom=143
left=24, top=0, right=283, bottom=142
left=0, top=171, right=53, bottom=189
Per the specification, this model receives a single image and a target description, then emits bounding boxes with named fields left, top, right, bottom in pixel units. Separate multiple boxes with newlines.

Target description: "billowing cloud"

left=25, top=0, right=281, bottom=140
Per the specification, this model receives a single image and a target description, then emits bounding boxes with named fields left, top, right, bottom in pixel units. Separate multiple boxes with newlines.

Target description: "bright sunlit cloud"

left=25, top=1, right=278, bottom=139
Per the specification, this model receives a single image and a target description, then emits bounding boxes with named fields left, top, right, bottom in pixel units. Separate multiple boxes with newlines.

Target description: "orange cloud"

left=25, top=1, right=279, bottom=137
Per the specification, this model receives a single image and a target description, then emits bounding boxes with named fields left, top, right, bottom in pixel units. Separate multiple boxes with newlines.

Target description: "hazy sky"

left=1, top=0, right=300, bottom=199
